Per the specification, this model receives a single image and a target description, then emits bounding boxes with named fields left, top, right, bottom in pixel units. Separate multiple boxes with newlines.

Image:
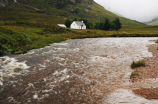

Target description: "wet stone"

left=14, top=68, right=22, bottom=72
left=75, top=79, right=83, bottom=85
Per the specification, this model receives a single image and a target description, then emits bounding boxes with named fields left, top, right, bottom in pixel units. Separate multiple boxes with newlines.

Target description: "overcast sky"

left=94, top=0, right=158, bottom=22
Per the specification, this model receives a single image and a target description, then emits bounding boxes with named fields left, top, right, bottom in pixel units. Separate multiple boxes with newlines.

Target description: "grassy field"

left=64, top=26, right=158, bottom=39
left=0, top=21, right=158, bottom=55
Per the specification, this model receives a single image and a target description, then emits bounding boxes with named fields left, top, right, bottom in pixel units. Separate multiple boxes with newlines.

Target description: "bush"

left=130, top=61, right=145, bottom=69
left=130, top=72, right=139, bottom=78
left=0, top=43, right=3, bottom=55
left=0, top=37, right=8, bottom=56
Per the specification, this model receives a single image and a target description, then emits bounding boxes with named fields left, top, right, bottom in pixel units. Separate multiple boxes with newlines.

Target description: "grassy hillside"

left=0, top=0, right=145, bottom=26
left=146, top=18, right=158, bottom=25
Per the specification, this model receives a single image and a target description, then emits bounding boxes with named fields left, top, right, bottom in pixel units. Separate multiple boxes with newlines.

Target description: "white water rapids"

left=0, top=37, right=158, bottom=104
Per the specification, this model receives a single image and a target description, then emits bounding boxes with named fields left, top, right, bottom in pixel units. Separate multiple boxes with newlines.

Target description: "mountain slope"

left=146, top=17, right=158, bottom=25
left=0, top=0, right=145, bottom=26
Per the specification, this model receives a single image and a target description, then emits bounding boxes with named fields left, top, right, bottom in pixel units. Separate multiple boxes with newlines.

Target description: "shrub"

left=130, top=61, right=145, bottom=69
left=0, top=43, right=3, bottom=55
left=87, top=30, right=92, bottom=33
left=130, top=72, right=139, bottom=78
left=1, top=37, right=8, bottom=44
left=0, top=37, right=8, bottom=56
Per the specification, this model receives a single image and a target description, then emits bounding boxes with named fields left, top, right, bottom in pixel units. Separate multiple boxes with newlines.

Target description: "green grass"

left=130, top=72, right=139, bottom=78
left=0, top=22, right=68, bottom=55
left=130, top=61, right=146, bottom=69
left=1, top=20, right=158, bottom=55
left=30, top=34, right=66, bottom=49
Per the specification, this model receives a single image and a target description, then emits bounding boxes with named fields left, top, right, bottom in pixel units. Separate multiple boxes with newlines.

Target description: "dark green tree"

left=65, top=19, right=72, bottom=28
left=79, top=19, right=93, bottom=29
left=94, top=22, right=100, bottom=30
left=99, top=22, right=104, bottom=30
left=0, top=37, right=7, bottom=56
left=94, top=18, right=110, bottom=30
left=110, top=22, right=116, bottom=30
left=72, top=18, right=78, bottom=21
left=94, top=21, right=104, bottom=30
left=88, top=22, right=93, bottom=29
left=103, top=18, right=111, bottom=30
left=112, top=17, right=122, bottom=30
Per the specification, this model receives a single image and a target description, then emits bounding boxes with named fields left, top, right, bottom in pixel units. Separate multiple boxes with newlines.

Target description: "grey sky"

left=94, top=0, right=158, bottom=22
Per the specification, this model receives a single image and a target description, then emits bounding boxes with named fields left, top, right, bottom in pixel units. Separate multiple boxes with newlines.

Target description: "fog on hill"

left=94, top=0, right=158, bottom=22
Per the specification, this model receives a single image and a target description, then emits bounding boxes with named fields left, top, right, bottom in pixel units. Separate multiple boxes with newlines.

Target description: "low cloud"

left=94, top=0, right=158, bottom=22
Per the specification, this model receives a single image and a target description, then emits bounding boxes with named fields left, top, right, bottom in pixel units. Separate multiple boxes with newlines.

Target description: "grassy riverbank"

left=0, top=21, right=158, bottom=55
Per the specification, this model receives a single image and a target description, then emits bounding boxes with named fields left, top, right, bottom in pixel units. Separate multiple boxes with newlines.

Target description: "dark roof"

left=73, top=21, right=86, bottom=26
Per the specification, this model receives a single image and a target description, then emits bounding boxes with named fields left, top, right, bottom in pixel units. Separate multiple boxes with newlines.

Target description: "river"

left=0, top=37, right=158, bottom=104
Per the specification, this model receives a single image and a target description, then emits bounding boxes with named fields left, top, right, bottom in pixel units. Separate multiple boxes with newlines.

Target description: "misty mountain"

left=0, top=0, right=145, bottom=26
left=145, top=17, right=158, bottom=25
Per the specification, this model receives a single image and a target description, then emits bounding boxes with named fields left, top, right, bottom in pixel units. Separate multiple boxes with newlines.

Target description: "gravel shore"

left=131, top=44, right=158, bottom=100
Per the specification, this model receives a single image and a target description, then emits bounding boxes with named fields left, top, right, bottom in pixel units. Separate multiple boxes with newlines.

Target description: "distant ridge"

left=145, top=17, right=158, bottom=25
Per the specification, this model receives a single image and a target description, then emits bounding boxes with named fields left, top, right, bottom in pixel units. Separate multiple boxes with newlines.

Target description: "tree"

left=72, top=18, right=77, bottom=21
left=94, top=17, right=122, bottom=30
left=79, top=19, right=93, bottom=29
left=99, top=21, right=104, bottom=30
left=65, top=19, right=72, bottom=28
left=112, top=17, right=122, bottom=30
left=103, top=18, right=111, bottom=30
left=94, top=21, right=104, bottom=30
left=94, top=22, right=100, bottom=30
left=94, top=18, right=110, bottom=30
left=110, top=22, right=116, bottom=30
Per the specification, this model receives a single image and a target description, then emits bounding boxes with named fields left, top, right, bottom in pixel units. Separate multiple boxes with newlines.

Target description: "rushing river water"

left=0, top=37, right=158, bottom=104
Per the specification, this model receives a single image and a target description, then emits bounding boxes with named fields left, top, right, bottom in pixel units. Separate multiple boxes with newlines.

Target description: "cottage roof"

left=73, top=21, right=86, bottom=26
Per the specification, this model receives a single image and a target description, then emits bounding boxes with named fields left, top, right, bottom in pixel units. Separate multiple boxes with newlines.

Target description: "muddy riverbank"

left=0, top=38, right=158, bottom=104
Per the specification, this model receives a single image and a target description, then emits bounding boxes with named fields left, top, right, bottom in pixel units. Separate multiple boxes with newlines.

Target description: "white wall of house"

left=81, top=25, right=86, bottom=29
left=70, top=22, right=86, bottom=29
left=70, top=22, right=79, bottom=29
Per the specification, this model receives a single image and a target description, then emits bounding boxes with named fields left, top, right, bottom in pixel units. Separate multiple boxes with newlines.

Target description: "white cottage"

left=70, top=21, right=86, bottom=29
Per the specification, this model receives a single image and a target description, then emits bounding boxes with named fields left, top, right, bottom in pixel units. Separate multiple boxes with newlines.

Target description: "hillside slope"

left=146, top=17, right=158, bottom=25
left=0, top=0, right=145, bottom=26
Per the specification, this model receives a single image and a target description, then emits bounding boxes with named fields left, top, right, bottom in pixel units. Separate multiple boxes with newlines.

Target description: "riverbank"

left=131, top=43, right=158, bottom=100
left=1, top=21, right=158, bottom=55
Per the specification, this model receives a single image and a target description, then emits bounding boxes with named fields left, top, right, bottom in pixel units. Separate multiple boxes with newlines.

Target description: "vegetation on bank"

left=130, top=72, right=139, bottom=78
left=0, top=22, right=68, bottom=55
left=155, top=40, right=158, bottom=43
left=130, top=61, right=146, bottom=69
left=130, top=60, right=145, bottom=79
left=1, top=21, right=158, bottom=56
